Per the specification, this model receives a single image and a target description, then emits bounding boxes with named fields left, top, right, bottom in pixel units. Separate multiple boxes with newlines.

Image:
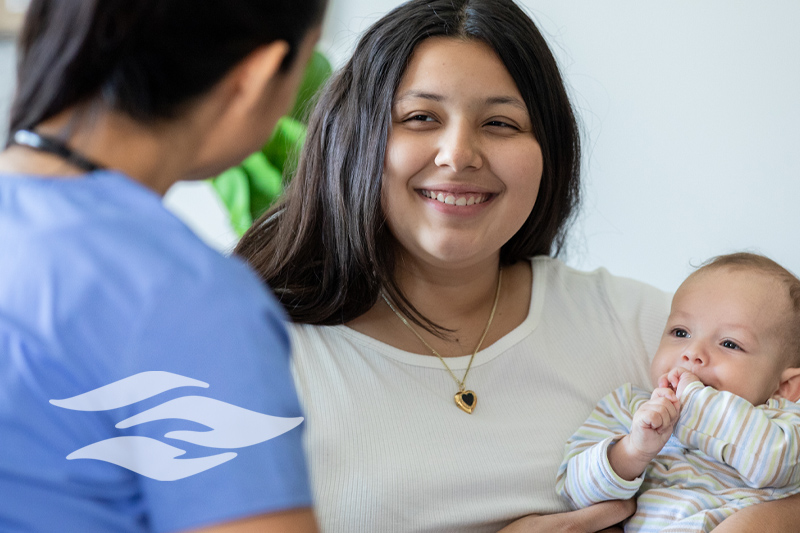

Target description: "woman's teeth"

left=421, top=190, right=489, bottom=206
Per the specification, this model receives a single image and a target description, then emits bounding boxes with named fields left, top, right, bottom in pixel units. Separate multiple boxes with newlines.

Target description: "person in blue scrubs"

left=0, top=1, right=325, bottom=532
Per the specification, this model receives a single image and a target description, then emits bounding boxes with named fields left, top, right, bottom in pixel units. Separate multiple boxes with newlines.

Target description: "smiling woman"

left=236, top=0, right=581, bottom=333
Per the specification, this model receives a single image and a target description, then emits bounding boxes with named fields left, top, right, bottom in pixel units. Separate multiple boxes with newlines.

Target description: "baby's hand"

left=629, top=387, right=680, bottom=458
left=658, top=367, right=701, bottom=399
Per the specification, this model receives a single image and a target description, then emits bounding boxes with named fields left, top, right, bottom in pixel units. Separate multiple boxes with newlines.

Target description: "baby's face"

left=650, top=267, right=790, bottom=405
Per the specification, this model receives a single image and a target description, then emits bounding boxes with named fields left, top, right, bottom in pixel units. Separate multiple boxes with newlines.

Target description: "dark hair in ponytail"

left=236, top=0, right=580, bottom=333
left=8, top=0, right=326, bottom=137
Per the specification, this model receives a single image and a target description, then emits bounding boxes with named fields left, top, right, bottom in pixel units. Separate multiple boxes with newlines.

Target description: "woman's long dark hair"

left=8, top=0, right=326, bottom=136
left=236, top=0, right=581, bottom=331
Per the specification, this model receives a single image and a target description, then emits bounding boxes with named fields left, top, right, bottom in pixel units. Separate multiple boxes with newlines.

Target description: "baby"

left=556, top=252, right=800, bottom=532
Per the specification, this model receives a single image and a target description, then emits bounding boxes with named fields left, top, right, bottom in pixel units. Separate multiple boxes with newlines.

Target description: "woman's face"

left=381, top=37, right=543, bottom=271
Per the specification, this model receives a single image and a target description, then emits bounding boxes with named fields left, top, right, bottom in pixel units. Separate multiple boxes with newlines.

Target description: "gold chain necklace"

left=381, top=269, right=502, bottom=414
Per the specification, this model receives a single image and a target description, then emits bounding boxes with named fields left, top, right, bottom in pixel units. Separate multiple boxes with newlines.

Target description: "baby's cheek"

left=649, top=359, right=669, bottom=389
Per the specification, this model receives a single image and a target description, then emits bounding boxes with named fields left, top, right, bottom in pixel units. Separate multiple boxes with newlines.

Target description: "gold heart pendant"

left=454, top=390, right=477, bottom=414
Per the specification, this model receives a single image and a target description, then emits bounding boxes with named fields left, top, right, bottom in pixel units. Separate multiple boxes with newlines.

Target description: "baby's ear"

left=775, top=367, right=800, bottom=403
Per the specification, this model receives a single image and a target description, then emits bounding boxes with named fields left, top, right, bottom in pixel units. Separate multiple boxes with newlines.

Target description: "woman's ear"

left=228, top=41, right=291, bottom=114
left=775, top=367, right=800, bottom=402
left=187, top=40, right=294, bottom=178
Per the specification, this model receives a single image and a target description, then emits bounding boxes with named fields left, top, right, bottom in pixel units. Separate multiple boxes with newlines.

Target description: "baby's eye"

left=722, top=340, right=741, bottom=350
left=672, top=328, right=689, bottom=338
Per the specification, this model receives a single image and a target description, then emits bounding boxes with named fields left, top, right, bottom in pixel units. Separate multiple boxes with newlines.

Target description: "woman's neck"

left=0, top=106, right=207, bottom=196
left=393, top=253, right=502, bottom=329
left=348, top=253, right=532, bottom=357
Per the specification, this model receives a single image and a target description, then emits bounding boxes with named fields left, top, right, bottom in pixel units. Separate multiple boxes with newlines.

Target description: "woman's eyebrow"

left=395, top=91, right=526, bottom=111
left=395, top=91, right=443, bottom=103
left=485, top=96, right=527, bottom=111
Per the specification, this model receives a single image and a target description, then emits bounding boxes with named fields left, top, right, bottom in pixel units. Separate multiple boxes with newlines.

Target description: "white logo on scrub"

left=50, top=371, right=303, bottom=481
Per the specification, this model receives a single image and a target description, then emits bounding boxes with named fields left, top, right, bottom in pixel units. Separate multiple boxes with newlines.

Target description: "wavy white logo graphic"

left=50, top=371, right=303, bottom=481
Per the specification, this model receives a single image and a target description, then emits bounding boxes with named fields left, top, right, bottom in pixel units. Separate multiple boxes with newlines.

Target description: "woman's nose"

left=434, top=123, right=483, bottom=172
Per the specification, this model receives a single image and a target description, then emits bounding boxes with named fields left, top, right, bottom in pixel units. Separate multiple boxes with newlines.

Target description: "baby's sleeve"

left=556, top=384, right=648, bottom=508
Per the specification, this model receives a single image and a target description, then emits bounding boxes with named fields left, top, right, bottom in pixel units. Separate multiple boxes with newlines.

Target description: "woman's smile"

left=418, top=189, right=492, bottom=207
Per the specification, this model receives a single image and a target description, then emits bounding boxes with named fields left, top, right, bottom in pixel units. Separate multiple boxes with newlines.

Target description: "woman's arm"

left=497, top=500, right=635, bottom=533
left=190, top=508, right=318, bottom=533
left=711, top=495, right=800, bottom=532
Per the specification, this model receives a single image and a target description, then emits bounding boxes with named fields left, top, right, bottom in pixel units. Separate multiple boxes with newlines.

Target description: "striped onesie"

left=556, top=381, right=800, bottom=532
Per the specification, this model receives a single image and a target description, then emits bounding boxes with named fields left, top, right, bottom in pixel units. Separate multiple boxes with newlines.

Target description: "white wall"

left=533, top=1, right=800, bottom=292
left=3, top=2, right=799, bottom=293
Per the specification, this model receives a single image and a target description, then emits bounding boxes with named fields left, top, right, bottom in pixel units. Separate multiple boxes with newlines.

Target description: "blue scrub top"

left=0, top=172, right=311, bottom=532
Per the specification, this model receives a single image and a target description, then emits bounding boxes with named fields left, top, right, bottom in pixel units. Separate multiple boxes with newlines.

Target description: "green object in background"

left=213, top=166, right=255, bottom=238
left=262, top=116, right=306, bottom=180
left=211, top=51, right=332, bottom=236
left=289, top=51, right=335, bottom=123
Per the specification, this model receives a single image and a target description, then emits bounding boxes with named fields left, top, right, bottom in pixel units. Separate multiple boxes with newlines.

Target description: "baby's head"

left=650, top=253, right=800, bottom=405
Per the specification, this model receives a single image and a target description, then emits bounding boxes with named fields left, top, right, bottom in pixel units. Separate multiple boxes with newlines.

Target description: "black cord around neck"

left=11, top=129, right=105, bottom=172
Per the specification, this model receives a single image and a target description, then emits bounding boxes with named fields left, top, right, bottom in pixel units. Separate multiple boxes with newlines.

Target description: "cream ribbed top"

left=290, top=257, right=670, bottom=533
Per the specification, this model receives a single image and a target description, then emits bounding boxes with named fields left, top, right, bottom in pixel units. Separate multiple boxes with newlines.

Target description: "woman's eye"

left=672, top=328, right=689, bottom=338
left=486, top=120, right=518, bottom=129
left=722, top=340, right=741, bottom=350
left=406, top=114, right=434, bottom=122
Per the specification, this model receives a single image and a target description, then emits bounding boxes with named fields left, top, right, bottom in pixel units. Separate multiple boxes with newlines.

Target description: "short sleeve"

left=598, top=269, right=672, bottom=363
